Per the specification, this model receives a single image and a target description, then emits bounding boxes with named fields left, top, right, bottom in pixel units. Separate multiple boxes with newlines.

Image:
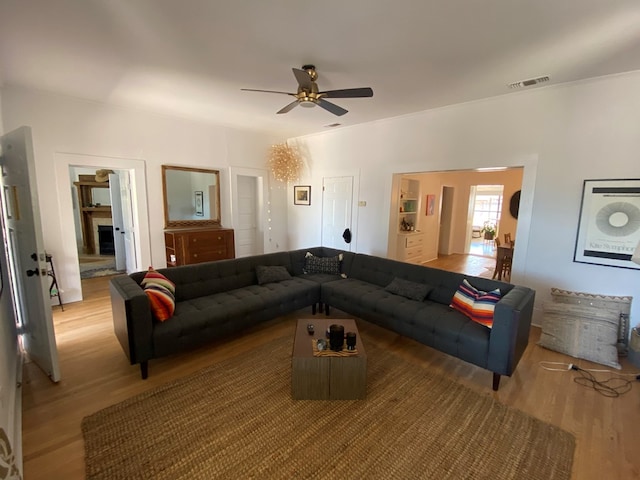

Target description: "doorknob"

left=26, top=268, right=40, bottom=277
left=342, top=228, right=352, bottom=244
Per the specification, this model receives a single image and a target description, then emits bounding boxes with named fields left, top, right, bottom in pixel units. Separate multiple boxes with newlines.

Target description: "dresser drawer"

left=405, top=245, right=423, bottom=259
left=405, top=236, right=423, bottom=248
left=188, top=248, right=228, bottom=264
left=188, top=231, right=228, bottom=247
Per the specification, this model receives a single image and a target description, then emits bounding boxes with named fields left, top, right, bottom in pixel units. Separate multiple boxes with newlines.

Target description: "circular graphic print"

left=595, top=201, right=640, bottom=237
left=509, top=190, right=521, bottom=219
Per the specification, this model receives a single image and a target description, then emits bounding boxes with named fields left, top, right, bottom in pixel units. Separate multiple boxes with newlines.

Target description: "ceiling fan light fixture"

left=242, top=65, right=373, bottom=116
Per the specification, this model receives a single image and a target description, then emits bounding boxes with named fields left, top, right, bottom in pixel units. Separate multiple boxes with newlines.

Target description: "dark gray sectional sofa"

left=109, top=246, right=535, bottom=390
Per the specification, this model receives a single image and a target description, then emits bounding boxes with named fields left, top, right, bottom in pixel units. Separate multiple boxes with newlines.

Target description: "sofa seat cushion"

left=322, top=278, right=491, bottom=368
left=301, top=273, right=345, bottom=284
left=152, top=278, right=319, bottom=356
left=411, top=303, right=490, bottom=368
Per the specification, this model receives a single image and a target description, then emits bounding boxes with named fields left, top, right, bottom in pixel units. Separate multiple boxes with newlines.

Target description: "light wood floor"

left=21, top=256, right=640, bottom=480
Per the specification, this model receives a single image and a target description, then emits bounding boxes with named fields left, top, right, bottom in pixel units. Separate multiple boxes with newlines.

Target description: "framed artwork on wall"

left=573, top=178, right=640, bottom=270
left=425, top=194, right=435, bottom=216
left=294, top=185, right=311, bottom=206
left=195, top=191, right=204, bottom=216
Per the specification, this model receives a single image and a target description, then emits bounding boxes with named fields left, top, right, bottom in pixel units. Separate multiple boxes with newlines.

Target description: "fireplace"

left=97, top=225, right=115, bottom=255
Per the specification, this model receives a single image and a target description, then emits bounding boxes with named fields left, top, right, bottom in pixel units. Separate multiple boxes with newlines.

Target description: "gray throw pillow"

left=255, top=265, right=292, bottom=285
left=385, top=277, right=433, bottom=301
left=538, top=302, right=621, bottom=369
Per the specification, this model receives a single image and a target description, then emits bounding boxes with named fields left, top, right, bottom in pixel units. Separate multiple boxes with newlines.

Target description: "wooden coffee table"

left=291, top=318, right=367, bottom=400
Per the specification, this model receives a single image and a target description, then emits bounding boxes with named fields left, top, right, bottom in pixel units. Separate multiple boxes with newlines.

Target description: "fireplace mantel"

left=74, top=175, right=112, bottom=254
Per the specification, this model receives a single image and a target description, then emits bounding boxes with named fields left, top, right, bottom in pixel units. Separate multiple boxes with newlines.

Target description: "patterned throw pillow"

left=141, top=267, right=176, bottom=322
left=256, top=265, right=292, bottom=285
left=538, top=302, right=621, bottom=369
left=385, top=277, right=433, bottom=301
left=303, top=252, right=343, bottom=275
left=450, top=279, right=501, bottom=328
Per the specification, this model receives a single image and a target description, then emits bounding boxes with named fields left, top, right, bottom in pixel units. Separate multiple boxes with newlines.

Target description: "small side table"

left=46, top=254, right=63, bottom=311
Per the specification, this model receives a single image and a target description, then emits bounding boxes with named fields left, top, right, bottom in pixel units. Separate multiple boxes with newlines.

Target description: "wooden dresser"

left=164, top=227, right=235, bottom=267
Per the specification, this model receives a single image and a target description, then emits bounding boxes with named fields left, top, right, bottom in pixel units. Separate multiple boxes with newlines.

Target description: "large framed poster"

left=573, top=179, right=640, bottom=270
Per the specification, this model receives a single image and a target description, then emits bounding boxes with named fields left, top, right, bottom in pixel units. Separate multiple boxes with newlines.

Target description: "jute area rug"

left=82, top=335, right=575, bottom=479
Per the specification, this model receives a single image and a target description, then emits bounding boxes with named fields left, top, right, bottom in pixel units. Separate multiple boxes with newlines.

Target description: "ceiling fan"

left=241, top=65, right=373, bottom=116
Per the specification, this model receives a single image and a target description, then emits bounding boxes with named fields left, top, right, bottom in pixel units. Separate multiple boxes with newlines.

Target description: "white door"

left=0, top=126, right=60, bottom=381
left=438, top=186, right=455, bottom=256
left=236, top=175, right=259, bottom=257
left=119, top=171, right=137, bottom=273
left=108, top=173, right=126, bottom=271
left=321, top=176, right=353, bottom=250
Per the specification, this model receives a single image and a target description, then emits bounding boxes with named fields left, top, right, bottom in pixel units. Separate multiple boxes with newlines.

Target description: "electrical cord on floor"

left=538, top=361, right=639, bottom=397
left=570, top=365, right=632, bottom=397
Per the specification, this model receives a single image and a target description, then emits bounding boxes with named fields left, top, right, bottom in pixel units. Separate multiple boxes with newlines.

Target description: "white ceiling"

left=1, top=0, right=640, bottom=137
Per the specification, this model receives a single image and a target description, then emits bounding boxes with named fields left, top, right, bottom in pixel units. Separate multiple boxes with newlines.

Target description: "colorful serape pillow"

left=450, top=279, right=501, bottom=328
left=141, top=267, right=176, bottom=322
left=303, top=252, right=344, bottom=276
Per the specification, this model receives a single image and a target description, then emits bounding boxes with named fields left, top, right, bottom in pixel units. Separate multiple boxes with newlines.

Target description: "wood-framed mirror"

left=162, top=165, right=221, bottom=228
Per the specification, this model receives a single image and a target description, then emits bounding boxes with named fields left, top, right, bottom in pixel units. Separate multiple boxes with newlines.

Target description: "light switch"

left=358, top=201, right=367, bottom=207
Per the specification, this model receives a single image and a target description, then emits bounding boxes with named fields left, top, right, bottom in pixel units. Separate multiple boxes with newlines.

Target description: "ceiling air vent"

left=508, top=75, right=550, bottom=89
left=324, top=123, right=342, bottom=128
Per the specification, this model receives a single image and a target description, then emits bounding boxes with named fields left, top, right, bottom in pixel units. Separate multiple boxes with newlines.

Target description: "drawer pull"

left=218, top=236, right=222, bottom=240
left=193, top=253, right=198, bottom=258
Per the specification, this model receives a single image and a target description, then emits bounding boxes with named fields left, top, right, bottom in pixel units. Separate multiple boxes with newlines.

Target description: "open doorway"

left=54, top=152, right=151, bottom=304
left=387, top=167, right=524, bottom=277
left=70, top=167, right=126, bottom=279
left=467, top=185, right=505, bottom=257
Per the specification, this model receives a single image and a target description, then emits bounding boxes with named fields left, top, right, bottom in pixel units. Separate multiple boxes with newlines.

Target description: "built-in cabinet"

left=399, top=178, right=420, bottom=232
left=397, top=178, right=423, bottom=263
left=397, top=233, right=424, bottom=264
left=164, top=227, right=235, bottom=267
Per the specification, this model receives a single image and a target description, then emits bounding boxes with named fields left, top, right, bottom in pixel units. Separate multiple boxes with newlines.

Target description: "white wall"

left=287, top=71, right=640, bottom=327
left=1, top=86, right=286, bottom=303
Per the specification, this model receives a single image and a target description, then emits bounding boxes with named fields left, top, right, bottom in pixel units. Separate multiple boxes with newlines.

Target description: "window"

left=472, top=185, right=504, bottom=228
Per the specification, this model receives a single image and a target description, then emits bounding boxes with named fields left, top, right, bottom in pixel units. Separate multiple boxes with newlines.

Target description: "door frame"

left=320, top=169, right=361, bottom=251
left=54, top=152, right=151, bottom=302
left=229, top=167, right=268, bottom=255
left=321, top=175, right=355, bottom=251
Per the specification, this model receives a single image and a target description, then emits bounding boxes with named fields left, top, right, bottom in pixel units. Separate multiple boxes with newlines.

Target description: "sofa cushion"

left=255, top=265, right=292, bottom=285
left=141, top=267, right=175, bottom=322
left=303, top=252, right=343, bottom=275
left=385, top=277, right=433, bottom=301
left=450, top=279, right=501, bottom=328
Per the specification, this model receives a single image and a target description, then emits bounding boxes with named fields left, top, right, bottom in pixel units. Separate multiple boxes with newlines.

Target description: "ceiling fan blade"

left=320, top=87, right=374, bottom=98
left=318, top=98, right=348, bottom=116
left=241, top=88, right=294, bottom=95
left=277, top=100, right=300, bottom=114
left=292, top=68, right=313, bottom=91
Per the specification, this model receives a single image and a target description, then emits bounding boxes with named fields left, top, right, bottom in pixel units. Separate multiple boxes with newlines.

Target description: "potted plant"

left=481, top=223, right=497, bottom=240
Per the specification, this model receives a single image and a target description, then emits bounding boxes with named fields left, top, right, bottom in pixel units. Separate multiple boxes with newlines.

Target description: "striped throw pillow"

left=450, top=279, right=501, bottom=328
left=141, top=267, right=176, bottom=322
